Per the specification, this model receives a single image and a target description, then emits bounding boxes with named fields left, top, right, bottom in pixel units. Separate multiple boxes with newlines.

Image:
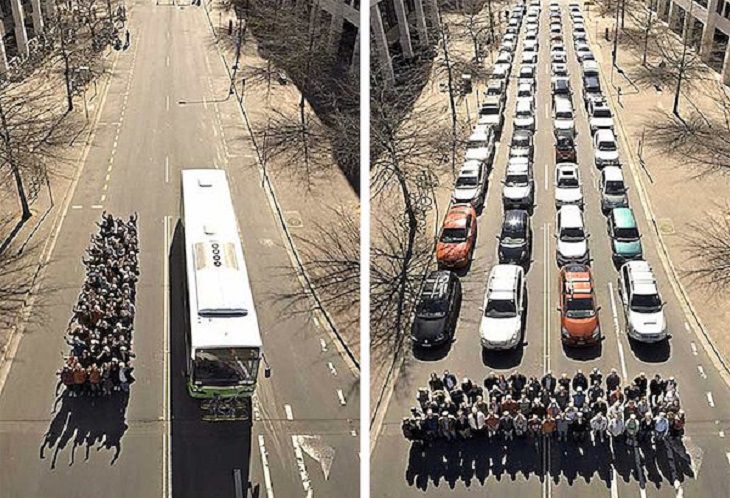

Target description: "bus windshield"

left=194, top=347, right=260, bottom=386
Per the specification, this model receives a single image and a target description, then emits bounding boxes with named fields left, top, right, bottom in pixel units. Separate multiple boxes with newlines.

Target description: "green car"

left=608, top=208, right=642, bottom=264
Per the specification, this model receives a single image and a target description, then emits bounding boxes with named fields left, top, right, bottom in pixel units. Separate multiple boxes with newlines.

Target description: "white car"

left=582, top=59, right=599, bottom=76
left=496, top=51, right=513, bottom=66
left=524, top=39, right=539, bottom=52
left=518, top=64, right=535, bottom=85
left=522, top=50, right=538, bottom=65
left=516, top=82, right=535, bottom=107
left=479, top=264, right=526, bottom=350
left=501, top=39, right=516, bottom=53
left=618, top=261, right=668, bottom=342
left=594, top=129, right=620, bottom=167
left=555, top=163, right=584, bottom=208
left=574, top=23, right=586, bottom=34
left=510, top=130, right=533, bottom=160
left=588, top=99, right=614, bottom=133
left=502, top=160, right=534, bottom=209
left=552, top=62, right=569, bottom=77
left=491, top=63, right=511, bottom=82
left=478, top=96, right=504, bottom=133
left=526, top=29, right=538, bottom=41
left=551, top=51, right=567, bottom=64
left=553, top=96, right=576, bottom=136
left=576, top=44, right=592, bottom=61
left=556, top=205, right=590, bottom=266
left=466, top=126, right=495, bottom=164
left=514, top=98, right=536, bottom=131
left=452, top=160, right=487, bottom=208
left=550, top=23, right=562, bottom=35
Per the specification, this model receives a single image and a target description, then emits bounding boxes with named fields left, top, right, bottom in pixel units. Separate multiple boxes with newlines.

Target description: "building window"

left=725, top=1, right=730, bottom=18
left=695, top=0, right=707, bottom=8
left=719, top=0, right=726, bottom=15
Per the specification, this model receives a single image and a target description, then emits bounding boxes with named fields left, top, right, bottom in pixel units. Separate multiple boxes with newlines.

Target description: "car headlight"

left=435, top=333, right=445, bottom=341
left=591, top=326, right=601, bottom=338
left=561, top=327, right=569, bottom=338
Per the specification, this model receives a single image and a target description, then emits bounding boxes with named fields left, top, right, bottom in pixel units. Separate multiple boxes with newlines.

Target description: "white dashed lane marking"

left=698, top=365, right=707, bottom=379
left=327, top=362, right=337, bottom=376
left=284, top=404, right=293, bottom=421
left=337, top=389, right=346, bottom=406
left=707, top=392, right=715, bottom=408
left=691, top=342, right=698, bottom=355
left=320, top=339, right=328, bottom=352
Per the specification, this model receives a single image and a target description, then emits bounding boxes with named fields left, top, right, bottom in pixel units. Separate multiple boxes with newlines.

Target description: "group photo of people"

left=402, top=369, right=686, bottom=449
left=56, top=213, right=139, bottom=398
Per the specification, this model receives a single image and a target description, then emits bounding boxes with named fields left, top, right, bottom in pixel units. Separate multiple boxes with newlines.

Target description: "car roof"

left=509, top=156, right=530, bottom=167
left=602, top=166, right=624, bottom=180
left=563, top=264, right=593, bottom=295
left=488, top=264, right=522, bottom=295
left=554, top=96, right=573, bottom=110
left=595, top=128, right=616, bottom=141
left=623, top=261, right=659, bottom=295
left=557, top=163, right=579, bottom=176
left=459, top=163, right=480, bottom=176
left=513, top=129, right=532, bottom=140
left=506, top=161, right=529, bottom=174
left=503, top=209, right=528, bottom=228
left=483, top=95, right=502, bottom=105
left=558, top=205, right=584, bottom=226
left=516, top=99, right=532, bottom=111
left=422, top=270, right=452, bottom=299
left=612, top=207, right=637, bottom=227
left=469, top=127, right=491, bottom=140
left=444, top=204, right=473, bottom=228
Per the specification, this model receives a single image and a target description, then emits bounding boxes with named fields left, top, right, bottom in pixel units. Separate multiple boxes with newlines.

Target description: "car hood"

left=480, top=316, right=521, bottom=343
left=595, top=149, right=619, bottom=161
left=453, top=186, right=479, bottom=202
left=499, top=243, right=527, bottom=262
left=466, top=147, right=490, bottom=162
left=503, top=184, right=531, bottom=199
left=554, top=118, right=574, bottom=130
left=603, top=193, right=628, bottom=206
left=510, top=146, right=531, bottom=157
left=557, top=239, right=587, bottom=257
left=613, top=239, right=642, bottom=256
left=556, top=187, right=582, bottom=203
left=480, top=115, right=501, bottom=124
left=590, top=117, right=614, bottom=129
left=562, top=316, right=599, bottom=337
left=514, top=116, right=534, bottom=125
left=628, top=309, right=666, bottom=335
left=437, top=241, right=469, bottom=262
left=412, top=317, right=448, bottom=343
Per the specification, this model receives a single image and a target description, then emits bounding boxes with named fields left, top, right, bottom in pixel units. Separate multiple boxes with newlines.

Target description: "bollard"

left=228, top=19, right=233, bottom=35
left=605, top=27, right=610, bottom=41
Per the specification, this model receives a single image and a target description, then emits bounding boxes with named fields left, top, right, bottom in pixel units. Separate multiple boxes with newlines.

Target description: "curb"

left=200, top=1, right=360, bottom=375
left=587, top=13, right=730, bottom=389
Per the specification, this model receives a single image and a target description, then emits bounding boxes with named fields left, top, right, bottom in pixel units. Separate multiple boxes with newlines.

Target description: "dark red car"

left=555, top=135, right=577, bottom=163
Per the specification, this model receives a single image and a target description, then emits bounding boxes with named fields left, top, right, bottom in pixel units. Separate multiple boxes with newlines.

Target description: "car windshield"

left=481, top=106, right=499, bottom=115
left=456, top=175, right=479, bottom=187
left=441, top=227, right=467, bottom=243
left=556, top=111, right=573, bottom=119
left=506, top=174, right=529, bottom=186
left=614, top=226, right=639, bottom=240
left=518, top=90, right=532, bottom=98
left=599, top=140, right=616, bottom=151
left=605, top=180, right=625, bottom=194
left=593, top=108, right=612, bottom=118
left=559, top=175, right=579, bottom=187
left=585, top=78, right=600, bottom=91
left=560, top=227, right=585, bottom=241
left=194, top=347, right=260, bottom=386
left=416, top=298, right=447, bottom=318
left=516, top=110, right=532, bottom=118
left=513, top=136, right=530, bottom=147
left=487, top=88, right=501, bottom=96
left=630, top=293, right=662, bottom=313
left=501, top=227, right=525, bottom=245
left=486, top=299, right=517, bottom=318
left=565, top=296, right=596, bottom=318
left=468, top=139, right=489, bottom=148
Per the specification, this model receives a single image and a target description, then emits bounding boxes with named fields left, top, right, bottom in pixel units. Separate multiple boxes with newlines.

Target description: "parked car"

left=555, top=135, right=577, bottom=163
left=582, top=74, right=602, bottom=108
left=514, top=98, right=536, bottom=131
left=555, top=163, right=584, bottom=209
left=552, top=77, right=572, bottom=97
left=522, top=50, right=538, bottom=65
left=556, top=205, right=590, bottom=266
left=411, top=271, right=462, bottom=348
left=465, top=126, right=496, bottom=165
left=594, top=129, right=620, bottom=168
left=498, top=210, right=532, bottom=266
left=502, top=159, right=535, bottom=209
left=552, top=61, right=569, bottom=77
left=588, top=99, right=614, bottom=134
left=559, top=264, right=602, bottom=346
left=478, top=96, right=505, bottom=134
left=510, top=129, right=534, bottom=161
left=600, top=166, right=630, bottom=212
left=516, top=82, right=535, bottom=107
left=485, top=79, right=507, bottom=107
left=618, top=261, right=668, bottom=342
left=519, top=64, right=536, bottom=86
left=582, top=59, right=599, bottom=76
left=553, top=95, right=576, bottom=137
left=452, top=160, right=487, bottom=209
left=436, top=203, right=478, bottom=269
left=479, top=264, right=526, bottom=350
left=608, top=207, right=643, bottom=264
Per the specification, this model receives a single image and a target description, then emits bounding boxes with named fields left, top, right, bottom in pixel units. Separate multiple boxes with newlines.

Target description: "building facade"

left=311, top=0, right=360, bottom=70
left=0, top=0, right=49, bottom=73
left=650, top=0, right=730, bottom=84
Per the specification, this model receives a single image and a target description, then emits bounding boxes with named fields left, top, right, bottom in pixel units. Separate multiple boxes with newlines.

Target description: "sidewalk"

left=203, top=1, right=360, bottom=361
left=586, top=8, right=730, bottom=364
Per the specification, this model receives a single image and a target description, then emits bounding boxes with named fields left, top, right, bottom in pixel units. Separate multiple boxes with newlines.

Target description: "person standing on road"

left=625, top=414, right=640, bottom=445
left=634, top=372, right=648, bottom=397
left=606, top=368, right=621, bottom=393
left=541, top=371, right=557, bottom=394
left=443, top=370, right=458, bottom=392
left=542, top=415, right=556, bottom=441
left=649, top=374, right=665, bottom=408
left=590, top=412, right=608, bottom=444
left=556, top=414, right=569, bottom=442
left=639, top=412, right=654, bottom=444
left=500, top=411, right=515, bottom=442
left=572, top=369, right=588, bottom=391
left=589, top=368, right=603, bottom=387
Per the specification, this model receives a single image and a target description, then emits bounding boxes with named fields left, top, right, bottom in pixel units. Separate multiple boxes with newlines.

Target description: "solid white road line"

left=165, top=156, right=170, bottom=183
left=166, top=55, right=170, bottom=67
left=166, top=95, right=170, bottom=111
left=544, top=162, right=549, bottom=191
left=258, top=435, right=275, bottom=498
left=292, top=435, right=313, bottom=498
left=234, top=468, right=244, bottom=498
left=162, top=215, right=171, bottom=498
left=337, top=389, right=347, bottom=406
left=707, top=392, right=715, bottom=408
left=608, top=282, right=629, bottom=381
left=284, top=404, right=293, bottom=421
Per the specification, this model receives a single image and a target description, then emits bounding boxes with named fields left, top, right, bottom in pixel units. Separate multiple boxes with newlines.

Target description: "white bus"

left=180, top=169, right=265, bottom=399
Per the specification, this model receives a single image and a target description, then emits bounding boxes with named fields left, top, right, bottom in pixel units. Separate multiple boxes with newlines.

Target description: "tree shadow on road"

left=39, top=392, right=130, bottom=469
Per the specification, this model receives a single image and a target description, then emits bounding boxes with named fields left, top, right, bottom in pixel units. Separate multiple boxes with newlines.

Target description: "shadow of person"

left=40, top=391, right=131, bottom=469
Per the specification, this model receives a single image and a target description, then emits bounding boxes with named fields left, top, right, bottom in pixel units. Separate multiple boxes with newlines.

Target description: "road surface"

left=0, top=2, right=359, bottom=498
left=371, top=2, right=730, bottom=497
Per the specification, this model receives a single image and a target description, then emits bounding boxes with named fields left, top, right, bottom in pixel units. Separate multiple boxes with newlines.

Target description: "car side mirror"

left=596, top=306, right=602, bottom=312
left=265, top=366, right=272, bottom=379
left=556, top=307, right=561, bottom=312
left=586, top=233, right=591, bottom=238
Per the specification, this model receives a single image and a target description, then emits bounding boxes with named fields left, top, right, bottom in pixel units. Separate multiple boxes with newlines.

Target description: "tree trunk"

left=0, top=98, right=31, bottom=220
left=440, top=20, right=458, bottom=175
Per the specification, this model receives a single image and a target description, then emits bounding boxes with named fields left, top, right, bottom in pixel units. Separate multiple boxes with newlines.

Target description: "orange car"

left=436, top=203, right=477, bottom=269
left=559, top=264, right=602, bottom=346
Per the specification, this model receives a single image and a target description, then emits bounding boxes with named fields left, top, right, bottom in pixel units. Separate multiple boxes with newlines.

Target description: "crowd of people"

left=56, top=213, right=139, bottom=397
left=402, top=369, right=685, bottom=447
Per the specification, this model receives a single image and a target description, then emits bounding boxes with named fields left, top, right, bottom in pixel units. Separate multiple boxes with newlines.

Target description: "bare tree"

left=683, top=203, right=730, bottom=293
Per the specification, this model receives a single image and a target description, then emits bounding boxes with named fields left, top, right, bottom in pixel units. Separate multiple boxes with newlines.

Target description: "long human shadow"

left=405, top=435, right=694, bottom=490
left=40, top=391, right=130, bottom=469
left=169, top=219, right=253, bottom=498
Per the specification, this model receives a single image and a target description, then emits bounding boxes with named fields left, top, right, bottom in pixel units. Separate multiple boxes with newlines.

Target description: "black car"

left=411, top=271, right=462, bottom=348
left=498, top=210, right=532, bottom=266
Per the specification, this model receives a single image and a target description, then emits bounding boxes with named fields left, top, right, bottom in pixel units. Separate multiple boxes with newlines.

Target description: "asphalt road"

left=0, top=2, right=359, bottom=498
left=371, top=2, right=730, bottom=497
